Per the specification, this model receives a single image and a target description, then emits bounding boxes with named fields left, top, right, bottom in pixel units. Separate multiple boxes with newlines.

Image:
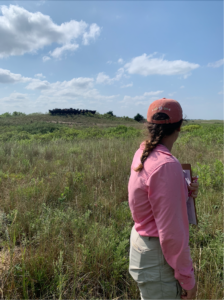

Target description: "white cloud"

left=35, top=73, right=45, bottom=79
left=24, top=76, right=119, bottom=108
left=0, top=73, right=119, bottom=113
left=0, top=68, right=31, bottom=83
left=96, top=73, right=111, bottom=84
left=218, top=91, right=223, bottom=95
left=82, top=23, right=101, bottom=45
left=120, top=90, right=163, bottom=106
left=115, top=68, right=124, bottom=80
left=36, top=0, right=46, bottom=6
left=0, top=67, right=117, bottom=103
left=135, top=101, right=149, bottom=106
left=35, top=89, right=118, bottom=110
left=168, top=92, right=176, bottom=97
left=0, top=67, right=119, bottom=112
left=49, top=43, right=79, bottom=59
left=106, top=58, right=125, bottom=65
left=143, top=91, right=164, bottom=97
left=96, top=68, right=124, bottom=85
left=180, top=85, right=185, bottom=89
left=0, top=92, right=29, bottom=104
left=121, top=83, right=133, bottom=88
left=43, top=56, right=51, bottom=62
left=0, top=5, right=101, bottom=59
left=124, top=53, right=199, bottom=76
left=207, top=59, right=224, bottom=68
left=183, top=73, right=191, bottom=79
left=26, top=79, right=51, bottom=90
left=26, top=77, right=94, bottom=92
left=118, top=58, right=124, bottom=64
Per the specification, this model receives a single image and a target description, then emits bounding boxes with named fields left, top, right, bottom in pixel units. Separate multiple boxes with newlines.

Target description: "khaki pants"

left=129, top=226, right=182, bottom=299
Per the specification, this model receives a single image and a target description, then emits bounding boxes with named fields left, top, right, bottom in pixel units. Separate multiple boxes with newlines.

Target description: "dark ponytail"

left=134, top=112, right=186, bottom=172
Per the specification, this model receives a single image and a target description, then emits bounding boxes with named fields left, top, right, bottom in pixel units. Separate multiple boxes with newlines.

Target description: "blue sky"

left=0, top=1, right=223, bottom=119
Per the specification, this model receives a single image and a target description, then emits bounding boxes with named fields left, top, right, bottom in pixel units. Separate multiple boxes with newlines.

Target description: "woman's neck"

left=160, top=128, right=180, bottom=152
left=160, top=134, right=176, bottom=152
left=159, top=141, right=173, bottom=152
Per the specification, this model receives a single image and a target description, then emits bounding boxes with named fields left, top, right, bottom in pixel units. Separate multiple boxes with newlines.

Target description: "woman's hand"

left=181, top=283, right=197, bottom=299
left=188, top=176, right=199, bottom=198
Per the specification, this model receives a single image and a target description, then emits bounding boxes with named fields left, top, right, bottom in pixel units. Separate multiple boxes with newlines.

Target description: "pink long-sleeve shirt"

left=128, top=142, right=195, bottom=290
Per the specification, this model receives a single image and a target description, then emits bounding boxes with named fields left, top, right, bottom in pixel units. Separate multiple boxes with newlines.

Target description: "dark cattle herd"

left=49, top=108, right=96, bottom=116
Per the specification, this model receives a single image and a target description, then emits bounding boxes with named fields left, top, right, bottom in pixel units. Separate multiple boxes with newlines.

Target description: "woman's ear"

left=176, top=120, right=182, bottom=132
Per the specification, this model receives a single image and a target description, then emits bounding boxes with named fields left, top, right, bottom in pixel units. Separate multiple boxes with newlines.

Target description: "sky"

left=0, top=1, right=223, bottom=120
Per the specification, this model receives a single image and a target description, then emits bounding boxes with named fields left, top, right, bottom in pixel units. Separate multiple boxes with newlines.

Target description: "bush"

left=181, top=125, right=201, bottom=132
left=16, top=123, right=62, bottom=135
left=134, top=113, right=144, bottom=122
left=12, top=111, right=26, bottom=117
left=106, top=111, right=114, bottom=116
left=0, top=125, right=141, bottom=142
left=192, top=159, right=224, bottom=190
left=0, top=112, right=26, bottom=118
left=0, top=112, right=12, bottom=118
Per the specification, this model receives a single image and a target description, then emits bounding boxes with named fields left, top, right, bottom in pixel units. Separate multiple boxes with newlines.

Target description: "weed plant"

left=0, top=118, right=223, bottom=299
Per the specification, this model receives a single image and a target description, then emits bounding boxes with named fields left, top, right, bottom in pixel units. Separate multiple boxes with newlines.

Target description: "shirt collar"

left=139, top=142, right=172, bottom=156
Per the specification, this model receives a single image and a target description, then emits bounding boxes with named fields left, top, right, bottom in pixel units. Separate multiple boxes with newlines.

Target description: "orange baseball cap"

left=147, top=98, right=183, bottom=124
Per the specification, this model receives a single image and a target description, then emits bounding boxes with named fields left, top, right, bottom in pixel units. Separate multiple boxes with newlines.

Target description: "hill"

left=0, top=112, right=138, bottom=128
left=0, top=112, right=144, bottom=143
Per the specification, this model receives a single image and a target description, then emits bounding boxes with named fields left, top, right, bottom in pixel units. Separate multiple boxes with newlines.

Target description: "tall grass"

left=0, top=120, right=223, bottom=299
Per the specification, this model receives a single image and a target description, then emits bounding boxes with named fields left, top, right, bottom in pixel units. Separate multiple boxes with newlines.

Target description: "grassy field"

left=0, top=113, right=223, bottom=299
left=0, top=111, right=137, bottom=127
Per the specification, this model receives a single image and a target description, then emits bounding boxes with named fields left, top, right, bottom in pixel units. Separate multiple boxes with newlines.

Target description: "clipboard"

left=181, top=164, right=198, bottom=226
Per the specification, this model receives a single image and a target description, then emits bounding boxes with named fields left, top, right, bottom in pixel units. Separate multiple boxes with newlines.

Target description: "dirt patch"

left=0, top=246, right=22, bottom=276
left=45, top=121, right=121, bottom=127
left=46, top=121, right=77, bottom=126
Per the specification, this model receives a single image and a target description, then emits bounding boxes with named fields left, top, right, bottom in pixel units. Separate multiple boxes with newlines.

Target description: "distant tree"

left=12, top=111, right=26, bottom=116
left=106, top=111, right=114, bottom=116
left=0, top=112, right=11, bottom=118
left=134, top=113, right=144, bottom=122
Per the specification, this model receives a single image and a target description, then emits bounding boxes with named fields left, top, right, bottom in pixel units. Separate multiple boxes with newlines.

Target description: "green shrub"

left=134, top=113, right=144, bottom=122
left=17, top=123, right=62, bottom=135
left=106, top=111, right=114, bottom=116
left=181, top=125, right=201, bottom=132
left=0, top=125, right=141, bottom=142
left=12, top=111, right=26, bottom=117
left=192, top=159, right=224, bottom=190
left=0, top=112, right=12, bottom=118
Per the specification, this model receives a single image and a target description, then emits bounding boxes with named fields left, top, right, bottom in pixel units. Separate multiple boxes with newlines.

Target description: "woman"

left=128, top=98, right=199, bottom=300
